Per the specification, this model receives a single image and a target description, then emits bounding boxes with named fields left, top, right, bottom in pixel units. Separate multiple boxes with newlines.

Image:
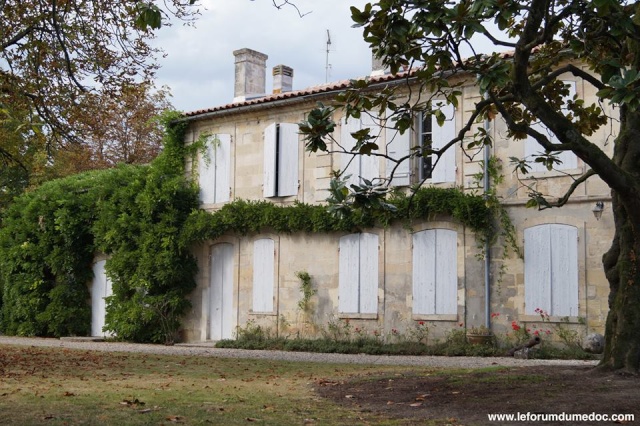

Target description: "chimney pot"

left=272, top=65, right=294, bottom=94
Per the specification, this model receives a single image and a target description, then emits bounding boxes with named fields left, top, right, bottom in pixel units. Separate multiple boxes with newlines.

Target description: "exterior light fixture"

left=592, top=201, right=604, bottom=221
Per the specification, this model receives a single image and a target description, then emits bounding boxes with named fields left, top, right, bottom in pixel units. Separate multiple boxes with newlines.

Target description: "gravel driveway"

left=0, top=335, right=598, bottom=369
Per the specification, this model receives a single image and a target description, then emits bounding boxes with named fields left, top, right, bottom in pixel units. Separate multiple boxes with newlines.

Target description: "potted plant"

left=466, top=324, right=494, bottom=345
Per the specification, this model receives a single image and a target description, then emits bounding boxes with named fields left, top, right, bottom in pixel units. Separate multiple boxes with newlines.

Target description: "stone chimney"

left=233, top=48, right=268, bottom=102
left=272, top=65, right=293, bottom=94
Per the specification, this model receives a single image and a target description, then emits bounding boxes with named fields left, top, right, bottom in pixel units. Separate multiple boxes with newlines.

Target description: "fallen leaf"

left=246, top=418, right=260, bottom=422
left=345, top=395, right=354, bottom=399
left=63, top=391, right=75, bottom=397
left=410, top=402, right=423, bottom=407
left=166, top=415, right=184, bottom=422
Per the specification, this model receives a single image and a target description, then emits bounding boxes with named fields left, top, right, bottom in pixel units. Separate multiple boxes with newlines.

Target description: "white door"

left=209, top=243, right=234, bottom=340
left=91, top=259, right=113, bottom=337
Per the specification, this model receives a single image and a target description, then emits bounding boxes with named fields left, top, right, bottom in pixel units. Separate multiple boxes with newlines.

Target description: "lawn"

left=0, top=345, right=418, bottom=425
left=1, top=344, right=637, bottom=425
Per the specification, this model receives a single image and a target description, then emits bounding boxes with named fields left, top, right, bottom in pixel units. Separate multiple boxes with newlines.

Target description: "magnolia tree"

left=300, top=0, right=640, bottom=373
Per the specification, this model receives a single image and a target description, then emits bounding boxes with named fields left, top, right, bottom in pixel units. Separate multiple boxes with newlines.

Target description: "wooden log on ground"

left=508, top=336, right=542, bottom=356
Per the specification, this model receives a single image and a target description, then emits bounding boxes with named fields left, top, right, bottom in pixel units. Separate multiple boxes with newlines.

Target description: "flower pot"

left=466, top=333, right=494, bottom=345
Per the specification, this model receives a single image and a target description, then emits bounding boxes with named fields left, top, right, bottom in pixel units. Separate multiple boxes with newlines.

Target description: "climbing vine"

left=181, top=186, right=491, bottom=245
left=0, top=111, right=199, bottom=343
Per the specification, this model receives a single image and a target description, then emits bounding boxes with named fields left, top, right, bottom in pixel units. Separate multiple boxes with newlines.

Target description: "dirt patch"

left=315, top=365, right=639, bottom=425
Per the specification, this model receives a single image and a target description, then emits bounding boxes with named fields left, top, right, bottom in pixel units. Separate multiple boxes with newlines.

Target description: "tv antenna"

left=325, top=29, right=332, bottom=83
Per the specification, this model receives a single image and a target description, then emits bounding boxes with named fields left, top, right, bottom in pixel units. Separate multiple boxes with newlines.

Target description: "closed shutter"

left=210, top=243, right=234, bottom=340
left=412, top=230, right=436, bottom=315
left=550, top=224, right=578, bottom=316
left=412, top=229, right=457, bottom=315
left=431, top=103, right=456, bottom=183
left=91, top=260, right=107, bottom=336
left=338, top=234, right=360, bottom=313
left=524, top=225, right=552, bottom=314
left=263, top=123, right=277, bottom=197
left=435, top=229, right=457, bottom=314
left=252, top=238, right=275, bottom=312
left=214, top=134, right=231, bottom=203
left=359, top=233, right=379, bottom=314
left=278, top=123, right=299, bottom=196
left=525, top=224, right=578, bottom=316
left=385, top=110, right=411, bottom=186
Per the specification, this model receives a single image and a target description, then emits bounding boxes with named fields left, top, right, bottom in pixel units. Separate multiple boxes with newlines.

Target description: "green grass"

left=0, top=345, right=425, bottom=425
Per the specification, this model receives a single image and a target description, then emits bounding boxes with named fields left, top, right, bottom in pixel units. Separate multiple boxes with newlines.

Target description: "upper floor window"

left=524, top=224, right=579, bottom=316
left=341, top=115, right=380, bottom=188
left=199, top=134, right=231, bottom=204
left=525, top=81, right=578, bottom=172
left=384, top=101, right=456, bottom=186
left=263, top=123, right=299, bottom=197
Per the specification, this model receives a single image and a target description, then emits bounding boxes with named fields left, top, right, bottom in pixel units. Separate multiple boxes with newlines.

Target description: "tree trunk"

left=599, top=111, right=640, bottom=373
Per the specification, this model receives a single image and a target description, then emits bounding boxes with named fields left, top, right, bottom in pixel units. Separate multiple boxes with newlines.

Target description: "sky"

left=152, top=0, right=372, bottom=113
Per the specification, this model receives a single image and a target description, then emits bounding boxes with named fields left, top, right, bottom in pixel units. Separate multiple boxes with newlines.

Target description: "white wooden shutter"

left=524, top=225, right=552, bottom=314
left=435, top=229, right=457, bottom=314
left=549, top=224, right=578, bottom=316
left=358, top=233, right=379, bottom=314
left=556, top=81, right=578, bottom=169
left=412, top=230, right=436, bottom=315
left=340, top=117, right=361, bottom=188
left=385, top=110, right=411, bottom=186
left=252, top=238, right=275, bottom=312
left=412, top=229, right=457, bottom=315
left=198, top=136, right=218, bottom=204
left=525, top=224, right=578, bottom=316
left=338, top=234, right=360, bottom=313
left=210, top=243, right=234, bottom=340
left=91, top=260, right=107, bottom=336
left=360, top=114, right=380, bottom=183
left=263, top=123, right=277, bottom=197
left=525, top=81, right=578, bottom=172
left=214, top=134, right=231, bottom=203
left=278, top=123, right=299, bottom=196
left=431, top=103, right=456, bottom=183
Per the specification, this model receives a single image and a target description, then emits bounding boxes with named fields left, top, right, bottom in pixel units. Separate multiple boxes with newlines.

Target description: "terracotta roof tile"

left=182, top=71, right=413, bottom=118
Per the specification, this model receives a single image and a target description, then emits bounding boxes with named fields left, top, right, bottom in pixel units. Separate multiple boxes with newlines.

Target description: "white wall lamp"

left=592, top=201, right=605, bottom=221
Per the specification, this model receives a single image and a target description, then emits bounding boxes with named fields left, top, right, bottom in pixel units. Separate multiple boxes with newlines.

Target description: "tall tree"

left=0, top=0, right=197, bottom=150
left=301, top=0, right=640, bottom=373
left=56, top=82, right=172, bottom=174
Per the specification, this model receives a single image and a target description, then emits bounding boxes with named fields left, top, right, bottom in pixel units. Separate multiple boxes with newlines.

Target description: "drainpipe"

left=483, top=92, right=492, bottom=330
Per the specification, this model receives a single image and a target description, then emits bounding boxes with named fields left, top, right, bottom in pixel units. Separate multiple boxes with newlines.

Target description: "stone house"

left=97, top=48, right=615, bottom=343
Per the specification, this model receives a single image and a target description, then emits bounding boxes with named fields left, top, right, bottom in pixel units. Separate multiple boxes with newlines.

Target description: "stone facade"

left=179, top=55, right=614, bottom=345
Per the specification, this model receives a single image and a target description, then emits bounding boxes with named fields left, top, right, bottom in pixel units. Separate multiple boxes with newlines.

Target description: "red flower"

left=511, top=321, right=521, bottom=331
left=491, top=312, right=500, bottom=318
left=418, top=321, right=425, bottom=326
